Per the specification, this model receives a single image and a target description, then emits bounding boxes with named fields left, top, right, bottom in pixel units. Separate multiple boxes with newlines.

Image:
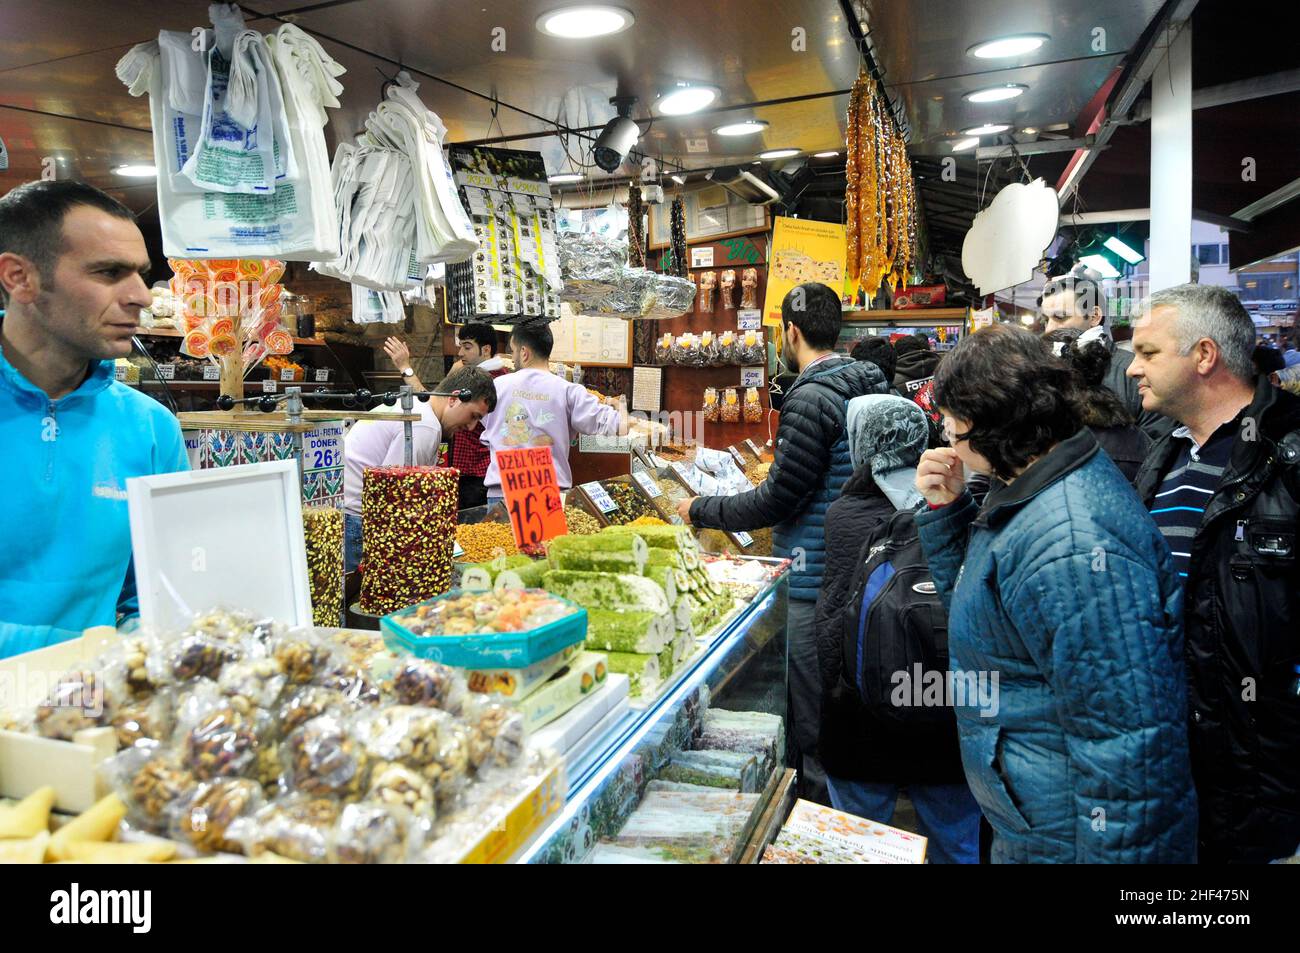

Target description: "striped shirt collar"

left=1170, top=413, right=1245, bottom=462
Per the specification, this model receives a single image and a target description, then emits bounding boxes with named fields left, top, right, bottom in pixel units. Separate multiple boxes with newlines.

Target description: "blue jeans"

left=825, top=776, right=982, bottom=864
left=344, top=513, right=363, bottom=574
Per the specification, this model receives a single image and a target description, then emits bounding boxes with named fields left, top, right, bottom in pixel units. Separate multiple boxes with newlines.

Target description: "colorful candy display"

left=168, top=258, right=292, bottom=378
left=359, top=467, right=459, bottom=616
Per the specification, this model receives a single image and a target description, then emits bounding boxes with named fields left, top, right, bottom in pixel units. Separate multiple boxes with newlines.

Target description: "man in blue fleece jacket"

left=0, top=181, right=187, bottom=658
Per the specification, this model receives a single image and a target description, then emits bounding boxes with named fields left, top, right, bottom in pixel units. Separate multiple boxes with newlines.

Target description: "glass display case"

left=516, top=565, right=791, bottom=864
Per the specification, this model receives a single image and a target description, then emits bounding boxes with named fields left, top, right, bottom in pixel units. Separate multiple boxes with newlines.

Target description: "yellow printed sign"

left=762, top=217, right=847, bottom=326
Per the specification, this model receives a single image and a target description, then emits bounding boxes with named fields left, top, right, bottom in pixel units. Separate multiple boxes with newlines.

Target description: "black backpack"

left=838, top=508, right=951, bottom=727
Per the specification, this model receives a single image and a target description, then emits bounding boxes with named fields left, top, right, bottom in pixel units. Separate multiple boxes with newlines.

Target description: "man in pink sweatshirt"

left=480, top=322, right=626, bottom=499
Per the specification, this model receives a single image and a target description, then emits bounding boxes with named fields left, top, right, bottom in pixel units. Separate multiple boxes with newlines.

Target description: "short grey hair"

left=1144, top=283, right=1255, bottom=381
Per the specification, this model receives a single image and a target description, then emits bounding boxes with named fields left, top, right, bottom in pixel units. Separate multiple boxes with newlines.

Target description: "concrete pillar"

left=1149, top=22, right=1194, bottom=291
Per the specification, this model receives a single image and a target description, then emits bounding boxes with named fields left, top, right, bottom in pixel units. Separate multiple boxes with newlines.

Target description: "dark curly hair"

left=850, top=336, right=897, bottom=381
left=1041, top=328, right=1134, bottom=429
left=933, top=324, right=1082, bottom=482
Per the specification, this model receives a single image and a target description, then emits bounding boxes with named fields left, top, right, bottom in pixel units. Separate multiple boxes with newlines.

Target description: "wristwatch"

left=401, top=367, right=415, bottom=378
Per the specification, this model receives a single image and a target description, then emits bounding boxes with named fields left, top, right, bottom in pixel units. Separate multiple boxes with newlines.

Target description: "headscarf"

left=845, top=394, right=928, bottom=510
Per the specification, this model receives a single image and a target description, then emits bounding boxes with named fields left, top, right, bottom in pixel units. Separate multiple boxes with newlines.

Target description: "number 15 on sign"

left=496, top=446, right=568, bottom=547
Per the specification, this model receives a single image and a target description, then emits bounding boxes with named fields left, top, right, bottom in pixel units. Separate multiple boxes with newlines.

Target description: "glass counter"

left=516, top=562, right=791, bottom=864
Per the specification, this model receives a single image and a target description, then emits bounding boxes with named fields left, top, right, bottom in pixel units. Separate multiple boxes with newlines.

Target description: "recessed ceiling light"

left=536, top=5, right=634, bottom=39
left=963, top=84, right=1027, bottom=103
left=813, top=151, right=839, bottom=158
left=713, top=119, right=769, bottom=136
left=1045, top=122, right=1071, bottom=132
left=548, top=173, right=585, bottom=184
left=950, top=138, right=980, bottom=153
left=1020, top=127, right=1040, bottom=135
left=758, top=148, right=800, bottom=160
left=963, top=124, right=1010, bottom=136
left=656, top=84, right=718, bottom=116
left=967, top=34, right=1049, bottom=59
left=114, top=164, right=157, bottom=177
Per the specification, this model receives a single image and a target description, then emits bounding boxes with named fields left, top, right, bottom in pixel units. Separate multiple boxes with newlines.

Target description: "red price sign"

left=497, top=447, right=567, bottom=547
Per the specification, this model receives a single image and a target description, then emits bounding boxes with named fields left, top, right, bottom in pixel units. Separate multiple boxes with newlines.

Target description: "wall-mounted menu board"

left=649, top=186, right=769, bottom=247
left=549, top=304, right=633, bottom=367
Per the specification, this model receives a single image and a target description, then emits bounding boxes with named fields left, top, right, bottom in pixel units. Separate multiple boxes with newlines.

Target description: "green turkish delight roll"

left=605, top=651, right=660, bottom=698
left=657, top=750, right=760, bottom=792
left=542, top=570, right=671, bottom=616
left=642, top=565, right=679, bottom=606
left=547, top=533, right=648, bottom=574
left=585, top=608, right=672, bottom=654
left=657, top=645, right=674, bottom=682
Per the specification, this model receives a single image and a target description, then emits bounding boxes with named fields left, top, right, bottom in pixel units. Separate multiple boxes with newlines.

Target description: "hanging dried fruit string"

left=669, top=195, right=688, bottom=278
left=627, top=184, right=645, bottom=268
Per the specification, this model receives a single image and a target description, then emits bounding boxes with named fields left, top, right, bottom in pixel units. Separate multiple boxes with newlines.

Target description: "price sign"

left=262, top=379, right=277, bottom=393
left=581, top=481, right=619, bottom=514
left=157, top=364, right=176, bottom=380
left=452, top=540, right=466, bottom=558
left=114, top=365, right=128, bottom=382
left=314, top=369, right=330, bottom=382
left=691, top=247, right=714, bottom=268
left=737, top=309, right=762, bottom=330
left=731, top=531, right=754, bottom=548
left=672, top=461, right=701, bottom=494
left=741, top=366, right=765, bottom=388
left=727, top=446, right=747, bottom=469
left=498, top=447, right=567, bottom=547
left=280, top=369, right=297, bottom=382
left=203, top=365, right=221, bottom=381
left=632, top=470, right=663, bottom=499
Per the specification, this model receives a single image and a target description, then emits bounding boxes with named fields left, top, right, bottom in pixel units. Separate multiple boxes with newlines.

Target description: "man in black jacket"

left=678, top=282, right=887, bottom=802
left=1041, top=265, right=1174, bottom=441
left=1131, top=283, right=1300, bottom=864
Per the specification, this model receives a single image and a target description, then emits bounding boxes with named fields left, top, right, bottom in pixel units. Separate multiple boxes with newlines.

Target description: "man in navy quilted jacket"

left=680, top=282, right=886, bottom=802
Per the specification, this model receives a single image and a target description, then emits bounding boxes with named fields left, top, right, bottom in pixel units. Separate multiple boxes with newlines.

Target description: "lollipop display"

left=169, top=258, right=293, bottom=401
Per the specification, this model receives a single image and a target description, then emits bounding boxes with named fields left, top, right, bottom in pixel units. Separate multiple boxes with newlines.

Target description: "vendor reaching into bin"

left=480, top=322, right=628, bottom=500
left=677, top=282, right=887, bottom=802
left=0, top=180, right=188, bottom=658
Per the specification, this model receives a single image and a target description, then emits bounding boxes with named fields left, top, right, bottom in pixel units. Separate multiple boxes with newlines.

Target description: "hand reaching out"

left=383, top=337, right=411, bottom=371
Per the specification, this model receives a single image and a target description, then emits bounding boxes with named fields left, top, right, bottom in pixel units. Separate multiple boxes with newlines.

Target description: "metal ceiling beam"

left=1131, top=68, right=1300, bottom=120
left=1057, top=0, right=1201, bottom=206
left=976, top=136, right=1097, bottom=161
left=1234, top=175, right=1300, bottom=222
left=1057, top=207, right=1252, bottom=232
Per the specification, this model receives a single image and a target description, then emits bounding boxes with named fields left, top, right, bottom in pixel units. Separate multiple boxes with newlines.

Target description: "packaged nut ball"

left=254, top=741, right=285, bottom=797
left=107, top=635, right=163, bottom=697
left=327, top=801, right=424, bottom=864
left=230, top=795, right=341, bottom=864
left=351, top=705, right=470, bottom=806
left=270, top=634, right=335, bottom=686
left=703, top=387, right=720, bottom=423
left=313, top=663, right=382, bottom=707
left=156, top=633, right=240, bottom=684
left=35, top=669, right=115, bottom=740
left=463, top=698, right=525, bottom=772
left=390, top=658, right=467, bottom=715
left=111, top=691, right=175, bottom=748
left=277, top=684, right=349, bottom=736
left=100, top=744, right=198, bottom=833
left=177, top=688, right=261, bottom=781
left=175, top=778, right=265, bottom=854
left=367, top=762, right=436, bottom=820
left=721, top=387, right=741, bottom=423
left=744, top=386, right=762, bottom=422
left=218, top=658, right=288, bottom=715
left=284, top=714, right=369, bottom=798
left=327, top=630, right=389, bottom=667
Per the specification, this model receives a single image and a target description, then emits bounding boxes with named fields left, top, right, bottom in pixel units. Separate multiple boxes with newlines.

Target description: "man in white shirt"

left=343, top=365, right=496, bottom=572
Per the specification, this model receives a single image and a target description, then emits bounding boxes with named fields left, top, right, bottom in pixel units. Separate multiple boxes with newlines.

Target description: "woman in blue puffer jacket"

left=913, top=324, right=1197, bottom=863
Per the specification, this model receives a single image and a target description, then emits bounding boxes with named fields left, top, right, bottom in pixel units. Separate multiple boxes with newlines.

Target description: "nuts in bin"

left=563, top=506, right=600, bottom=535
left=455, top=521, right=518, bottom=562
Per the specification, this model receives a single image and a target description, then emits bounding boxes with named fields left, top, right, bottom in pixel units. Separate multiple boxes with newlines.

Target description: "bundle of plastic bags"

left=557, top=231, right=695, bottom=320
left=313, top=73, right=478, bottom=293
left=116, top=4, right=345, bottom=260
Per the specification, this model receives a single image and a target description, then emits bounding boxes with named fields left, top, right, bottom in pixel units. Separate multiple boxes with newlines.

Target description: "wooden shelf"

left=841, top=308, right=966, bottom=323
left=135, top=328, right=330, bottom=347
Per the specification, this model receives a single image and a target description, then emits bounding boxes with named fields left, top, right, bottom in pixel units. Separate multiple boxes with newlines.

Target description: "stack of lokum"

left=760, top=799, right=928, bottom=864
left=695, top=709, right=785, bottom=783
left=594, top=789, right=761, bottom=863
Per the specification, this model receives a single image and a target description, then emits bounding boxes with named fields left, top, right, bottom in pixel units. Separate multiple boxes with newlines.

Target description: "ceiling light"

left=1020, top=127, right=1039, bottom=135
left=963, top=84, right=1027, bottom=103
left=967, top=34, right=1049, bottom=59
left=713, top=120, right=769, bottom=136
left=548, top=173, right=585, bottom=184
left=758, top=148, right=799, bottom=160
left=813, top=151, right=839, bottom=158
left=963, top=123, right=1010, bottom=136
left=1078, top=253, right=1120, bottom=279
left=536, top=5, right=634, bottom=38
left=1045, top=122, right=1071, bottom=132
left=114, top=164, right=157, bottom=177
left=950, top=138, right=979, bottom=152
left=656, top=84, right=718, bottom=116
left=670, top=174, right=686, bottom=185
left=1103, top=235, right=1146, bottom=265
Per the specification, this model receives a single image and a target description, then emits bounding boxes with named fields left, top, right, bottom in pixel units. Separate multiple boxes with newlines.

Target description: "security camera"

left=593, top=96, right=639, bottom=173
